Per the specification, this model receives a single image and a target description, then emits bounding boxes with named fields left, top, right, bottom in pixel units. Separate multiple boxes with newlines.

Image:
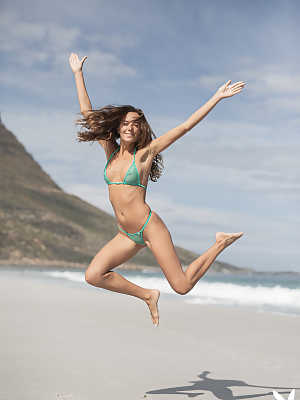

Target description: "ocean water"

left=0, top=267, right=300, bottom=316
left=8, top=266, right=298, bottom=317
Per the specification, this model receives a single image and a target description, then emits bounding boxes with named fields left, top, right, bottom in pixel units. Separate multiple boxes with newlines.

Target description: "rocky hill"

left=0, top=118, right=250, bottom=273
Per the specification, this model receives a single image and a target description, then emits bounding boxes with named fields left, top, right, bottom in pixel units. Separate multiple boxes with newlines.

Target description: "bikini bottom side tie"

left=118, top=209, right=152, bottom=245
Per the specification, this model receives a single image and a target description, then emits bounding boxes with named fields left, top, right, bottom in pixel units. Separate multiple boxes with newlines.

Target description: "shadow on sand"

left=146, top=370, right=298, bottom=399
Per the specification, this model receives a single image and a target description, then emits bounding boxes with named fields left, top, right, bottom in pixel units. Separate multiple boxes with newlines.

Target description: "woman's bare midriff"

left=108, top=185, right=151, bottom=233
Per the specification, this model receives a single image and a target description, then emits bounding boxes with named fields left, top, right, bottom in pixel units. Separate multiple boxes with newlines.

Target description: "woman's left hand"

left=215, top=80, right=246, bottom=99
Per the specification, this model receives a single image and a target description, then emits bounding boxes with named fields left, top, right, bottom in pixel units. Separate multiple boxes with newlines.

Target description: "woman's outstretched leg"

left=85, top=232, right=160, bottom=326
left=184, top=231, right=243, bottom=288
left=143, top=211, right=243, bottom=295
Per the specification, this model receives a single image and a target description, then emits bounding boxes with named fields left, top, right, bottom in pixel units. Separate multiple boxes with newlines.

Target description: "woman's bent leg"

left=143, top=211, right=243, bottom=295
left=85, top=232, right=160, bottom=325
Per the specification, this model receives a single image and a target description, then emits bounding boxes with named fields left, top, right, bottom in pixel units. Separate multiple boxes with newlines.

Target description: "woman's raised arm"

left=69, top=53, right=92, bottom=117
left=69, top=53, right=118, bottom=158
left=149, top=80, right=245, bottom=156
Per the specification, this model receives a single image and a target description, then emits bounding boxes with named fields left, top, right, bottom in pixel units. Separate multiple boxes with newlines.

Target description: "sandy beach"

left=0, top=269, right=299, bottom=400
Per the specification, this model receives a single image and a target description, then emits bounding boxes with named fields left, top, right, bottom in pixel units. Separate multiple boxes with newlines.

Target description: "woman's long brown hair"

left=75, top=104, right=164, bottom=182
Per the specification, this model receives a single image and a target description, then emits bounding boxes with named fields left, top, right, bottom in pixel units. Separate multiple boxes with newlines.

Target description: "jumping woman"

left=69, top=53, right=245, bottom=327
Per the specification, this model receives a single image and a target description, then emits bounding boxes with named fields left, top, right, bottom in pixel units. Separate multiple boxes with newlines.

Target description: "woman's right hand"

left=69, top=53, right=87, bottom=73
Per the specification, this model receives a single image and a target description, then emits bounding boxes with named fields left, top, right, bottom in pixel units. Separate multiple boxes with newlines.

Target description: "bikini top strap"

left=133, top=146, right=137, bottom=160
left=111, top=146, right=120, bottom=159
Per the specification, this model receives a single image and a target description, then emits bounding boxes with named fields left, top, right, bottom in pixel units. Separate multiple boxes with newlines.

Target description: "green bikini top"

left=104, top=145, right=146, bottom=189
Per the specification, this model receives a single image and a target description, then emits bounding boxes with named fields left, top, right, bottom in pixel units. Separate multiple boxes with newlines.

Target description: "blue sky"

left=1, top=0, right=300, bottom=272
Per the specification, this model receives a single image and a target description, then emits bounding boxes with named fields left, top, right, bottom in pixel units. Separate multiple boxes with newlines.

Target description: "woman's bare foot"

left=216, top=231, right=244, bottom=248
left=145, top=289, right=160, bottom=327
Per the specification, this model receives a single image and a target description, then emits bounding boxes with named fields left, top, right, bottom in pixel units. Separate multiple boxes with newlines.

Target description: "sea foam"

left=43, top=269, right=300, bottom=316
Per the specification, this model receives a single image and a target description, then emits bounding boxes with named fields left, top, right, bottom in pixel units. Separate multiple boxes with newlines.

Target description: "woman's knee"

left=85, top=267, right=112, bottom=286
left=170, top=278, right=191, bottom=295
left=173, top=286, right=191, bottom=295
left=85, top=268, right=96, bottom=285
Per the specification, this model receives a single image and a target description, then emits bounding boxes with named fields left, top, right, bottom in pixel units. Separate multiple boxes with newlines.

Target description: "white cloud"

left=0, top=9, right=137, bottom=93
left=86, top=32, right=140, bottom=51
left=81, top=50, right=137, bottom=79
left=158, top=118, right=300, bottom=198
left=0, top=10, right=46, bottom=52
left=264, top=97, right=300, bottom=113
left=265, top=73, right=300, bottom=94
left=187, top=74, right=229, bottom=89
left=169, top=63, right=300, bottom=114
left=195, top=67, right=300, bottom=97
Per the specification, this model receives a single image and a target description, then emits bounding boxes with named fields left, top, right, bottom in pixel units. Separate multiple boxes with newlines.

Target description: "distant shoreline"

left=0, top=259, right=299, bottom=275
left=0, top=259, right=160, bottom=272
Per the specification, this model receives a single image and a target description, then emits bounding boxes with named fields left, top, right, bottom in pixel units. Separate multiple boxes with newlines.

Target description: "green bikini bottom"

left=118, top=209, right=152, bottom=245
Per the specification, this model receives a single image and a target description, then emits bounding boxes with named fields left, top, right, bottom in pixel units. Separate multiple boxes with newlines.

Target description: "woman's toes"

left=216, top=231, right=244, bottom=246
left=146, top=289, right=160, bottom=327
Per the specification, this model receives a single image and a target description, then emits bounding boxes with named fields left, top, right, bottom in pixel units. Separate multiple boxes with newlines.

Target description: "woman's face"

left=119, top=112, right=141, bottom=144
